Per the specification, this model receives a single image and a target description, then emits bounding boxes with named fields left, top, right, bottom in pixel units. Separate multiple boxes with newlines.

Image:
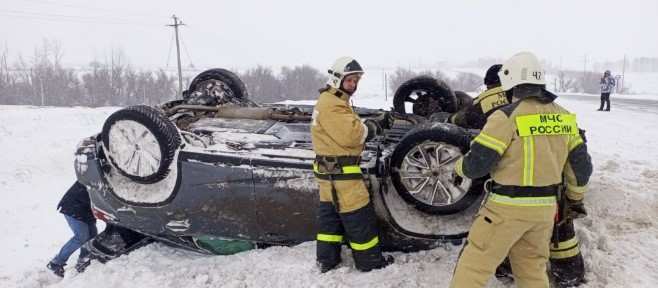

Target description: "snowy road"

left=1, top=95, right=657, bottom=287
left=561, top=93, right=658, bottom=115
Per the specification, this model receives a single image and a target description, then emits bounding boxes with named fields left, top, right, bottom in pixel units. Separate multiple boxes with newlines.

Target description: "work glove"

left=565, top=198, right=588, bottom=219
left=363, top=119, right=383, bottom=142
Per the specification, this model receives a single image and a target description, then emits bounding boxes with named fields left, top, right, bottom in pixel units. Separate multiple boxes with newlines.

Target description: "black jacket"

left=57, top=181, right=96, bottom=224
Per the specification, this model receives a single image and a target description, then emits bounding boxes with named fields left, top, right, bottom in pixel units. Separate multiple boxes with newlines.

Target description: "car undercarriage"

left=74, top=68, right=486, bottom=262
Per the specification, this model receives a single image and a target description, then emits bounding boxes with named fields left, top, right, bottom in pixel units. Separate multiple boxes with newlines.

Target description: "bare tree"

left=0, top=46, right=8, bottom=101
left=279, top=65, right=324, bottom=101
left=240, top=66, right=283, bottom=102
left=449, top=72, right=481, bottom=92
left=387, top=68, right=421, bottom=93
left=153, top=69, right=177, bottom=103
left=555, top=71, right=578, bottom=93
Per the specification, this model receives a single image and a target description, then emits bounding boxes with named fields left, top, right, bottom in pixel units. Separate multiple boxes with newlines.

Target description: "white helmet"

left=498, top=51, right=545, bottom=91
left=327, top=57, right=364, bottom=90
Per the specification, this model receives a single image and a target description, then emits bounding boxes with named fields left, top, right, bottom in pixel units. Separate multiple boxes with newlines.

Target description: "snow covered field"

left=1, top=93, right=658, bottom=287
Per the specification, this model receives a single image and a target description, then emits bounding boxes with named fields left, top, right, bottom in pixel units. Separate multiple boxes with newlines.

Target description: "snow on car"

left=74, top=69, right=487, bottom=261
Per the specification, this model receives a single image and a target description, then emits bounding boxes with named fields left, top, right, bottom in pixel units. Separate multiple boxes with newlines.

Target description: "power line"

left=22, top=0, right=157, bottom=19
left=181, top=37, right=195, bottom=68
left=165, top=33, right=175, bottom=68
left=0, top=9, right=160, bottom=26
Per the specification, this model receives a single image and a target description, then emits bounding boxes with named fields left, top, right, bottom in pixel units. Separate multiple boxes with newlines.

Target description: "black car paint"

left=76, top=132, right=469, bottom=255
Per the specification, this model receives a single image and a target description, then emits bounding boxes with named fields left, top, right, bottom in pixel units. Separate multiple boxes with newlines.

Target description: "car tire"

left=102, top=105, right=181, bottom=184
left=390, top=123, right=484, bottom=215
left=454, top=90, right=473, bottom=110
left=183, top=68, right=249, bottom=105
left=393, top=76, right=458, bottom=117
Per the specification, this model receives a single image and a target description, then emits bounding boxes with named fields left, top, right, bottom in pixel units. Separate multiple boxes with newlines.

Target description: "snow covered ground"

left=1, top=92, right=658, bottom=287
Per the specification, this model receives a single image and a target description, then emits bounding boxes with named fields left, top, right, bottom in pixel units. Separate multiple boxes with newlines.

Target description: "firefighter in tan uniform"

left=450, top=64, right=510, bottom=129
left=451, top=64, right=590, bottom=286
left=311, top=57, right=393, bottom=273
left=450, top=52, right=593, bottom=288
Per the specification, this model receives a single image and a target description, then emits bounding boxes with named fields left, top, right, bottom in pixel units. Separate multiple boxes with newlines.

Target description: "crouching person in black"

left=47, top=181, right=97, bottom=277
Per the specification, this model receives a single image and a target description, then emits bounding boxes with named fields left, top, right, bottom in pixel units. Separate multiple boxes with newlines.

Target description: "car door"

left=164, top=152, right=259, bottom=241
left=252, top=156, right=319, bottom=244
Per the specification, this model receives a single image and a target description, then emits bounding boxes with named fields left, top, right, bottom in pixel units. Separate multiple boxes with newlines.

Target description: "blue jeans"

left=52, top=215, right=97, bottom=265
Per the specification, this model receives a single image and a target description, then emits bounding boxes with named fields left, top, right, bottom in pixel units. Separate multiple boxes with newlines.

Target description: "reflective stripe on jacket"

left=456, top=96, right=592, bottom=204
left=473, top=86, right=509, bottom=116
left=450, top=86, right=510, bottom=129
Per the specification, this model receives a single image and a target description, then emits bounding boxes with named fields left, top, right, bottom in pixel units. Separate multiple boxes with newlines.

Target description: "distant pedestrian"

left=46, top=181, right=97, bottom=277
left=598, top=70, right=616, bottom=111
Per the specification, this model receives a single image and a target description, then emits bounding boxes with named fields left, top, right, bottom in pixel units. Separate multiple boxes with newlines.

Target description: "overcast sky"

left=2, top=0, right=657, bottom=71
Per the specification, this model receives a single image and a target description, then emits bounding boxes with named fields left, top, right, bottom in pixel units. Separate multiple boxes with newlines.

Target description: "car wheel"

left=393, top=76, right=458, bottom=117
left=390, top=123, right=484, bottom=215
left=454, top=90, right=473, bottom=110
left=183, top=68, right=249, bottom=106
left=102, top=105, right=181, bottom=184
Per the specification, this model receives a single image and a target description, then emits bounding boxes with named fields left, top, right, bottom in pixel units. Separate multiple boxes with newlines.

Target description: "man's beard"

left=342, top=86, right=356, bottom=95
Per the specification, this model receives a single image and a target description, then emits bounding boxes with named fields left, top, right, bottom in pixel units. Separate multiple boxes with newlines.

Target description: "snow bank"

left=1, top=95, right=658, bottom=287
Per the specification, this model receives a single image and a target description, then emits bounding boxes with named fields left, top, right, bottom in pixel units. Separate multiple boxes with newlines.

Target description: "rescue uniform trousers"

left=315, top=178, right=385, bottom=271
left=450, top=201, right=556, bottom=288
left=495, top=214, right=586, bottom=286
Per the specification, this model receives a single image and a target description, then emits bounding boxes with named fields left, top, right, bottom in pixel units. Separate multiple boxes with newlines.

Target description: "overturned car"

left=74, top=69, right=486, bottom=261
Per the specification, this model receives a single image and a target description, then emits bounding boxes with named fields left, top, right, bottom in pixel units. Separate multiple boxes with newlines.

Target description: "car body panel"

left=75, top=103, right=478, bottom=256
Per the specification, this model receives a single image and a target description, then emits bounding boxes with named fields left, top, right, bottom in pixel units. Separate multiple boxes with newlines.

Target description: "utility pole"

left=583, top=54, right=588, bottom=93
left=384, top=71, right=388, bottom=101
left=167, top=15, right=185, bottom=96
left=621, top=54, right=626, bottom=93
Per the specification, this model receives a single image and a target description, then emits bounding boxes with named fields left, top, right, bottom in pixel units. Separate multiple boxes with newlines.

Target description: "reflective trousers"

left=450, top=201, right=556, bottom=288
left=316, top=201, right=386, bottom=271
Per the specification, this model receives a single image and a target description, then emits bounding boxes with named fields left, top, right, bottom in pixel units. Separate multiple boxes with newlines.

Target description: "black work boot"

left=381, top=255, right=395, bottom=268
left=555, top=276, right=586, bottom=288
left=495, top=258, right=514, bottom=283
left=317, top=261, right=340, bottom=273
left=357, top=255, right=394, bottom=272
left=75, top=259, right=91, bottom=273
left=47, top=261, right=65, bottom=277
left=551, top=252, right=586, bottom=287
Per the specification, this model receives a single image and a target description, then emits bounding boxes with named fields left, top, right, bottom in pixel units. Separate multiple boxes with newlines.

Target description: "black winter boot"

left=381, top=255, right=395, bottom=268
left=47, top=261, right=65, bottom=277
left=317, top=261, right=340, bottom=273
left=495, top=258, right=514, bottom=283
left=357, top=255, right=394, bottom=272
left=75, top=259, right=91, bottom=273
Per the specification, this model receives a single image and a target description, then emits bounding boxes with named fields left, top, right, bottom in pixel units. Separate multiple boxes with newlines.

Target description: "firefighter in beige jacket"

left=311, top=57, right=392, bottom=273
left=450, top=52, right=593, bottom=288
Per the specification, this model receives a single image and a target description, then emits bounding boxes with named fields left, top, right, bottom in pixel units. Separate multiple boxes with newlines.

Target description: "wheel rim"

left=398, top=141, right=471, bottom=207
left=108, top=120, right=162, bottom=177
